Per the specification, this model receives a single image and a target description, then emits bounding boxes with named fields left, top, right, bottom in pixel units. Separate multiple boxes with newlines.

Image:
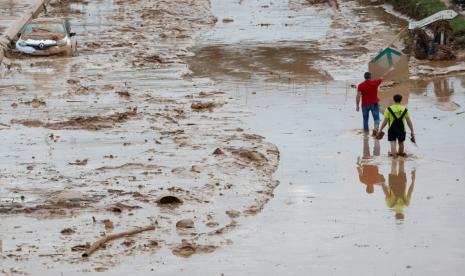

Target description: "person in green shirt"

left=381, top=159, right=416, bottom=220
left=378, top=94, right=415, bottom=157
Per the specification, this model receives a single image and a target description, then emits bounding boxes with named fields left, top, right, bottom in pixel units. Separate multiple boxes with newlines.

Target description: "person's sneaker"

left=398, top=152, right=407, bottom=157
left=372, top=129, right=378, bottom=136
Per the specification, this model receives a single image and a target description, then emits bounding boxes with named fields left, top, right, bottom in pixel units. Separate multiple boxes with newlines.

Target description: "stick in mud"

left=82, top=224, right=156, bottom=258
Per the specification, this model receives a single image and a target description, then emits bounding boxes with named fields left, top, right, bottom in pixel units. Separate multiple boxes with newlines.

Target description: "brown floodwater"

left=1, top=0, right=465, bottom=275
left=176, top=0, right=465, bottom=275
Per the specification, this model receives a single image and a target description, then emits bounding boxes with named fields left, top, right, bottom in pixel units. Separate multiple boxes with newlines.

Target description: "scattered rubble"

left=156, top=196, right=183, bottom=208
left=176, top=219, right=195, bottom=229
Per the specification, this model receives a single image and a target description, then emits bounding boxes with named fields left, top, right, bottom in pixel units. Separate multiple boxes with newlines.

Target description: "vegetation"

left=387, top=0, right=465, bottom=36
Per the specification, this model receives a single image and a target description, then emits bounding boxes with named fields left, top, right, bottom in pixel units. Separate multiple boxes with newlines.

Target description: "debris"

left=11, top=108, right=137, bottom=131
left=222, top=18, right=234, bottom=23
left=191, top=101, right=219, bottom=111
left=145, top=240, right=159, bottom=248
left=71, top=244, right=90, bottom=252
left=26, top=99, right=46, bottom=108
left=206, top=221, right=219, bottom=228
left=176, top=219, right=195, bottom=229
left=61, top=228, right=75, bottom=235
left=232, top=149, right=267, bottom=163
left=116, top=91, right=130, bottom=98
left=212, top=148, right=224, bottom=155
left=172, top=241, right=216, bottom=258
left=121, top=239, right=135, bottom=247
left=68, top=159, right=88, bottom=166
left=225, top=210, right=241, bottom=218
left=156, top=195, right=183, bottom=208
left=143, top=55, right=164, bottom=63
left=102, top=219, right=114, bottom=229
left=94, top=267, right=108, bottom=272
left=82, top=224, right=155, bottom=257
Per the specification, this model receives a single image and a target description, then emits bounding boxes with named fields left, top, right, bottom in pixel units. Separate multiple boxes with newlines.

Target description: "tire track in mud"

left=0, top=0, right=280, bottom=272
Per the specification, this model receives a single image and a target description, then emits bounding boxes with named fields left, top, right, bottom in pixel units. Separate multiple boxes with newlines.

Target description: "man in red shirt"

left=356, top=68, right=394, bottom=135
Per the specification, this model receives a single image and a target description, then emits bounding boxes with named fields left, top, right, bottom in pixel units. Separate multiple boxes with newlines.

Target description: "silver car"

left=16, top=18, right=77, bottom=56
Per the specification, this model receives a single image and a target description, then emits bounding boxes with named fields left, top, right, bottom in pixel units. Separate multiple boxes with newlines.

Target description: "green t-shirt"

left=384, top=104, right=410, bottom=128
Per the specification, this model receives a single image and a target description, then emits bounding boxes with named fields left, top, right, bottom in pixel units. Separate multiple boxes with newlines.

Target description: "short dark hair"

left=364, top=72, right=371, bottom=80
left=393, top=94, right=402, bottom=103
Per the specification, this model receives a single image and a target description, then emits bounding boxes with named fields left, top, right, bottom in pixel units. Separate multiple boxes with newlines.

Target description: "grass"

left=387, top=0, right=465, bottom=36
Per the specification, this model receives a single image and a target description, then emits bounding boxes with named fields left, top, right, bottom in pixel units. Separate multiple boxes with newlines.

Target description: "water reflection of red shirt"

left=359, top=165, right=383, bottom=186
left=357, top=79, right=382, bottom=107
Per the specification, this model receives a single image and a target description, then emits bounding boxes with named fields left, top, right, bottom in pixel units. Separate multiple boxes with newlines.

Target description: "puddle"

left=187, top=44, right=333, bottom=83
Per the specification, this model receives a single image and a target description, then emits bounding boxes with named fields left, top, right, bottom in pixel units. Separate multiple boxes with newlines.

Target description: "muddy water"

left=1, top=0, right=464, bottom=274
left=0, top=0, right=32, bottom=34
left=179, top=0, right=465, bottom=275
left=1, top=0, right=282, bottom=274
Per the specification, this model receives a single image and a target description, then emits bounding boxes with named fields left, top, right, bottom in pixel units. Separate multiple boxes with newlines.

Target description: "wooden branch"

left=82, top=224, right=155, bottom=258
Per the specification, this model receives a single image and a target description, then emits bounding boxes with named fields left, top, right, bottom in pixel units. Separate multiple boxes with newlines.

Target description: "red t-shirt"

left=357, top=79, right=382, bottom=107
left=359, top=165, right=383, bottom=186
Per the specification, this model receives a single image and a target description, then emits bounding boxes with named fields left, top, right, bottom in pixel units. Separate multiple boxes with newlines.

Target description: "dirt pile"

left=11, top=108, right=137, bottom=130
left=191, top=101, right=221, bottom=111
left=172, top=241, right=217, bottom=258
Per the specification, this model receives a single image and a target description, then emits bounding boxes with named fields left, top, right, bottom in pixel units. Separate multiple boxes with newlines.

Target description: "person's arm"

left=356, top=91, right=361, bottom=112
left=381, top=183, right=389, bottom=197
left=379, top=118, right=388, bottom=132
left=406, top=117, right=415, bottom=137
left=406, top=169, right=416, bottom=204
left=379, top=66, right=395, bottom=80
left=357, top=166, right=363, bottom=181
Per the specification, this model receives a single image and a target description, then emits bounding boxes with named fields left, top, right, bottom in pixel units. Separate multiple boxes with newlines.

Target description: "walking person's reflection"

left=381, top=159, right=416, bottom=220
left=357, top=135, right=384, bottom=194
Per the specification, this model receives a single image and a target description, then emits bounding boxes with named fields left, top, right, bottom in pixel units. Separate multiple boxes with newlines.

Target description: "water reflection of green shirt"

left=385, top=172, right=410, bottom=213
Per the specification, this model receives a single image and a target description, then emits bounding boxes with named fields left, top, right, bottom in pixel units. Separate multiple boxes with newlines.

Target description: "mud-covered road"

left=1, top=0, right=465, bottom=275
left=1, top=0, right=279, bottom=274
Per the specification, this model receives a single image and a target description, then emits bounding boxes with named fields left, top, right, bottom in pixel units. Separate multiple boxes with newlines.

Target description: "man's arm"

left=406, top=117, right=415, bottom=136
left=380, top=66, right=395, bottom=80
left=356, top=91, right=361, bottom=112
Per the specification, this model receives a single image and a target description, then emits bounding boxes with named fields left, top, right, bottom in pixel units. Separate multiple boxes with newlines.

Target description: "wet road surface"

left=1, top=0, right=465, bottom=275
left=178, top=0, right=465, bottom=275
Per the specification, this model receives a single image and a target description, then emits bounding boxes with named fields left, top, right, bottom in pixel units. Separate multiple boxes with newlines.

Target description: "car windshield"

left=23, top=23, right=65, bottom=34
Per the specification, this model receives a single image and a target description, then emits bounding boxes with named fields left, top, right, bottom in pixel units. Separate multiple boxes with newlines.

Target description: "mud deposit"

left=0, top=0, right=279, bottom=274
left=1, top=0, right=465, bottom=275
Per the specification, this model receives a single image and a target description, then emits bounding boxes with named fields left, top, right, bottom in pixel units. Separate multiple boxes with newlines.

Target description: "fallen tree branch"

left=82, top=224, right=155, bottom=258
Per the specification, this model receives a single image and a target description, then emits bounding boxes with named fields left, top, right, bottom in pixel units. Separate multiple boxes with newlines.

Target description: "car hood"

left=21, top=32, right=66, bottom=41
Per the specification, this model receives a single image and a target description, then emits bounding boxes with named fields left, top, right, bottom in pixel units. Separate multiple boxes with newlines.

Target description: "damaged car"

left=16, top=18, right=77, bottom=56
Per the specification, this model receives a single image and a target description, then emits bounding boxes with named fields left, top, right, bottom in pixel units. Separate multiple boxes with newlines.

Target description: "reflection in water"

left=381, top=159, right=416, bottom=220
left=433, top=79, right=454, bottom=102
left=356, top=137, right=417, bottom=220
left=357, top=135, right=384, bottom=194
left=411, top=77, right=458, bottom=101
